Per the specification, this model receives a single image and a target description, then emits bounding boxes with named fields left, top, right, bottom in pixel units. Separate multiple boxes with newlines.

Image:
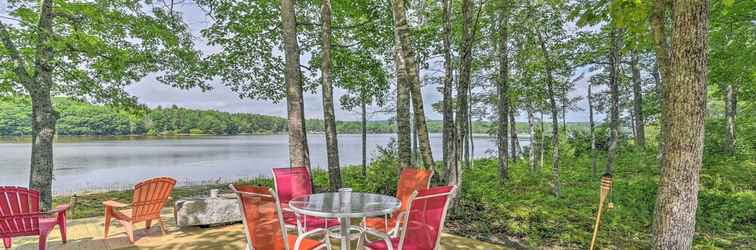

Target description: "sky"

left=124, top=2, right=606, bottom=122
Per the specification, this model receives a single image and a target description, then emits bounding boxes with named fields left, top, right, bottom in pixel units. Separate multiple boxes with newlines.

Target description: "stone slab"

left=174, top=194, right=241, bottom=227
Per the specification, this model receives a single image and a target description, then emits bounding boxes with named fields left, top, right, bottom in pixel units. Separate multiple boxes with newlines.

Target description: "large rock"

left=174, top=194, right=241, bottom=227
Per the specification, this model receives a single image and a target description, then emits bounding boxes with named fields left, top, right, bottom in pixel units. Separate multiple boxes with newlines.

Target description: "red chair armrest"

left=46, top=204, right=70, bottom=214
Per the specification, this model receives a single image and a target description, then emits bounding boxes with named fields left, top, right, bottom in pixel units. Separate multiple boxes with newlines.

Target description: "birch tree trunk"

left=452, top=0, right=474, bottom=184
left=588, top=83, right=597, bottom=177
left=497, top=6, right=510, bottom=183
left=653, top=0, right=708, bottom=248
left=539, top=111, right=545, bottom=171
left=362, top=101, right=368, bottom=176
left=631, top=48, right=646, bottom=149
left=605, top=28, right=622, bottom=175
left=527, top=99, right=536, bottom=172
left=509, top=105, right=520, bottom=161
left=724, top=84, right=737, bottom=153
left=395, top=49, right=412, bottom=168
left=441, top=0, right=456, bottom=181
left=538, top=32, right=561, bottom=197
left=320, top=0, right=341, bottom=190
left=282, top=0, right=309, bottom=168
left=391, top=0, right=434, bottom=169
left=561, top=88, right=567, bottom=133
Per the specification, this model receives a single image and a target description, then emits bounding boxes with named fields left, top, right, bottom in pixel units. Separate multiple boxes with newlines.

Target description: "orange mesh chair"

left=103, top=177, right=176, bottom=243
left=362, top=168, right=432, bottom=236
left=229, top=184, right=330, bottom=250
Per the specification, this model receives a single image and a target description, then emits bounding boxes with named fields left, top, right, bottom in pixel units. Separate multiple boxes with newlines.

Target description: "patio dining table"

left=288, top=191, right=401, bottom=250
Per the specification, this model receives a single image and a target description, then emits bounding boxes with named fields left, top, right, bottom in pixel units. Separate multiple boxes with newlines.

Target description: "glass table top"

left=288, top=192, right=400, bottom=218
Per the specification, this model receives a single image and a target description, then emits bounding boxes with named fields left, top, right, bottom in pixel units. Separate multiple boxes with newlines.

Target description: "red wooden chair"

left=359, top=186, right=457, bottom=250
left=362, top=168, right=432, bottom=236
left=103, top=177, right=175, bottom=243
left=229, top=184, right=329, bottom=250
left=272, top=167, right=339, bottom=234
left=0, top=186, right=70, bottom=250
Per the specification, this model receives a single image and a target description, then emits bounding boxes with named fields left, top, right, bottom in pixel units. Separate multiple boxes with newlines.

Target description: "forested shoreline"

left=0, top=97, right=568, bottom=136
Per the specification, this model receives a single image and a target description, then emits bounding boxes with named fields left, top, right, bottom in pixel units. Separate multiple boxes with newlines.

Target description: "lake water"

left=0, top=133, right=530, bottom=194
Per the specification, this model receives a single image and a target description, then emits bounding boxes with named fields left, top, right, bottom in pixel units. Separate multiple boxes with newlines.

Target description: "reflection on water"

left=0, top=134, right=529, bottom=194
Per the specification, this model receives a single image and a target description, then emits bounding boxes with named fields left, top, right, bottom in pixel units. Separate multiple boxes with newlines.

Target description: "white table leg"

left=340, top=216, right=350, bottom=250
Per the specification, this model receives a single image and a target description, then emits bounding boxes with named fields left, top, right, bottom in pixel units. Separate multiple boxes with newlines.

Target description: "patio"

left=6, top=210, right=507, bottom=250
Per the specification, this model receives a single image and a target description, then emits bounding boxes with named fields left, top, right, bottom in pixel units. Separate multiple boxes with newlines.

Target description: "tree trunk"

left=395, top=49, right=412, bottom=168
left=282, top=0, right=308, bottom=168
left=605, top=28, right=622, bottom=176
left=29, top=92, right=55, bottom=210
left=441, top=0, right=456, bottom=182
left=724, top=84, right=737, bottom=153
left=468, top=91, right=474, bottom=168
left=652, top=1, right=708, bottom=248
left=391, top=0, right=434, bottom=169
left=539, top=111, right=545, bottom=171
left=411, top=109, right=417, bottom=165
left=27, top=0, right=56, bottom=210
left=362, top=101, right=368, bottom=176
left=631, top=48, right=646, bottom=149
left=538, top=32, right=561, bottom=197
left=588, top=83, right=597, bottom=177
left=561, top=89, right=567, bottom=133
left=650, top=0, right=672, bottom=167
left=509, top=105, right=520, bottom=161
left=455, top=0, right=474, bottom=174
left=320, top=0, right=341, bottom=190
left=527, top=99, right=536, bottom=172
left=496, top=5, right=510, bottom=183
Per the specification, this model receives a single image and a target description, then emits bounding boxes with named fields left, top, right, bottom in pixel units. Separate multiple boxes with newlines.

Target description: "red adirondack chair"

left=362, top=168, right=432, bottom=236
left=272, top=167, right=339, bottom=234
left=103, top=177, right=175, bottom=243
left=0, top=186, right=70, bottom=250
left=359, top=186, right=457, bottom=250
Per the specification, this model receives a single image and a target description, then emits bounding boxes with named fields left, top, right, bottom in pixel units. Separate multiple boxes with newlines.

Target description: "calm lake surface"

left=0, top=133, right=530, bottom=194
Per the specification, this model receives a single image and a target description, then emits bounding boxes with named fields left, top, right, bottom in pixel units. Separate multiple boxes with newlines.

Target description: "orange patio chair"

left=362, top=167, right=432, bottom=236
left=229, top=184, right=330, bottom=250
left=103, top=177, right=176, bottom=243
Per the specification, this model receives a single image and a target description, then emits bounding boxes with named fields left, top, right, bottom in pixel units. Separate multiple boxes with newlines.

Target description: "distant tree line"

left=0, top=97, right=287, bottom=136
left=2, top=97, right=561, bottom=136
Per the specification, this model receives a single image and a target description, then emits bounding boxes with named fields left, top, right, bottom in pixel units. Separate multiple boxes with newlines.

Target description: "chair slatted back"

left=230, top=184, right=289, bottom=250
left=0, top=186, right=42, bottom=237
left=394, top=168, right=432, bottom=217
left=272, top=167, right=312, bottom=206
left=398, top=186, right=456, bottom=250
left=130, top=177, right=176, bottom=222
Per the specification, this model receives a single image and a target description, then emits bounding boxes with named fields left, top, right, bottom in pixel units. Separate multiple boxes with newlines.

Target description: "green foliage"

left=449, top=147, right=754, bottom=249
left=0, top=0, right=208, bottom=106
